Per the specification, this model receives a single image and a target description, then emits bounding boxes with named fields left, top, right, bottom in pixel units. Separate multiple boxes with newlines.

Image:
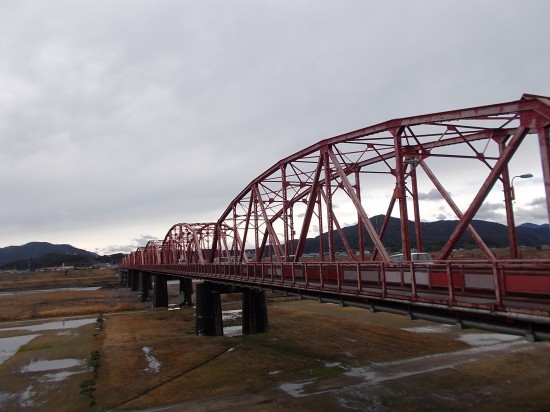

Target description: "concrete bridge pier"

left=138, top=272, right=151, bottom=302
left=179, top=278, right=193, bottom=307
left=195, top=282, right=223, bottom=336
left=119, top=270, right=127, bottom=286
left=153, top=274, right=169, bottom=308
left=242, top=288, right=268, bottom=334
left=130, top=271, right=139, bottom=291
left=124, top=270, right=132, bottom=288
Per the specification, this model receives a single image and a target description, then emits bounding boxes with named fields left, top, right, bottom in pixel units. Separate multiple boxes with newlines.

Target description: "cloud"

left=418, top=189, right=446, bottom=201
left=101, top=234, right=160, bottom=255
left=0, top=1, right=549, bottom=253
left=526, top=197, right=547, bottom=208
left=475, top=202, right=506, bottom=223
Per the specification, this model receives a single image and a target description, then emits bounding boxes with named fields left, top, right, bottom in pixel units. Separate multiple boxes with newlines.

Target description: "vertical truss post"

left=539, top=126, right=550, bottom=227
left=355, top=170, right=365, bottom=260
left=239, top=196, right=254, bottom=262
left=318, top=190, right=324, bottom=261
left=210, top=225, right=219, bottom=263
left=410, top=164, right=423, bottom=252
left=281, top=165, right=290, bottom=260
left=324, top=150, right=335, bottom=261
left=393, top=128, right=411, bottom=260
left=289, top=205, right=295, bottom=255
left=254, top=188, right=260, bottom=260
left=499, top=139, right=518, bottom=259
left=232, top=206, right=239, bottom=260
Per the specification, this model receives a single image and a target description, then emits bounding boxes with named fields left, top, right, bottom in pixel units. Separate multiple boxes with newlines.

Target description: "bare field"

left=0, top=269, right=142, bottom=321
left=1, top=270, right=550, bottom=411
left=0, top=268, right=121, bottom=292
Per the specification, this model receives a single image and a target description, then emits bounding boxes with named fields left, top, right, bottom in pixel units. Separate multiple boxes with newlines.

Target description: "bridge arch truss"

left=213, top=93, right=550, bottom=263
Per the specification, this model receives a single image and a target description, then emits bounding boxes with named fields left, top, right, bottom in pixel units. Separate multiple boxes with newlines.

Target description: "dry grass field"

left=1, top=269, right=550, bottom=411
left=0, top=269, right=141, bottom=321
left=0, top=268, right=120, bottom=291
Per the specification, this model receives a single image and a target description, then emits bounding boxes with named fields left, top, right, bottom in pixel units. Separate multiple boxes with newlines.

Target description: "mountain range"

left=0, top=242, right=97, bottom=267
left=303, top=216, right=550, bottom=254
left=1, top=218, right=548, bottom=269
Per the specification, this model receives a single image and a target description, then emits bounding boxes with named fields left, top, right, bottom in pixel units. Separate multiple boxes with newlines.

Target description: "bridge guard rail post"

left=153, top=273, right=169, bottom=308
left=179, top=278, right=193, bottom=306
left=242, top=288, right=268, bottom=334
left=195, top=282, right=223, bottom=336
left=492, top=262, right=503, bottom=306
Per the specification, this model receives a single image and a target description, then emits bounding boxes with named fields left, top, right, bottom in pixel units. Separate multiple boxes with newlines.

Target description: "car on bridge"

left=390, top=252, right=433, bottom=263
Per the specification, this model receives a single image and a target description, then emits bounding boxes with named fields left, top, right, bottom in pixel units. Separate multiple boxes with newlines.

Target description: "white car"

left=390, top=252, right=433, bottom=263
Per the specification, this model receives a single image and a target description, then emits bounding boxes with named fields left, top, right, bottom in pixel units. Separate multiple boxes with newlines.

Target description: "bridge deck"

left=122, top=260, right=550, bottom=324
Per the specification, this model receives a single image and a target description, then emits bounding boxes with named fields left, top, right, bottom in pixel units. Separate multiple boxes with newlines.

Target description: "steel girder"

left=213, top=93, right=550, bottom=262
left=143, top=240, right=163, bottom=265
left=160, top=222, right=242, bottom=264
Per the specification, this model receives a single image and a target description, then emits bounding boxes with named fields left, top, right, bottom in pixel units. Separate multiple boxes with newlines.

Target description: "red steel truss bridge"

left=120, top=93, right=550, bottom=340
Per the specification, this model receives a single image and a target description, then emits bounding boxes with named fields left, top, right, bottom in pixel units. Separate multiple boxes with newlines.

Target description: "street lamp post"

left=507, top=173, right=533, bottom=258
left=510, top=173, right=534, bottom=201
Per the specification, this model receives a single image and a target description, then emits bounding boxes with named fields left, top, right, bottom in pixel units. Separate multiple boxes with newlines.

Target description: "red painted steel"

left=121, top=94, right=550, bottom=321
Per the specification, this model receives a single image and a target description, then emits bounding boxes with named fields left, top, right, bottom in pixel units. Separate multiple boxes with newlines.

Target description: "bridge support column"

left=195, top=282, right=223, bottom=336
left=138, top=272, right=151, bottom=302
left=242, top=288, right=268, bottom=334
left=125, top=270, right=132, bottom=288
left=119, top=271, right=127, bottom=286
left=153, top=274, right=169, bottom=308
left=179, top=278, right=193, bottom=306
left=130, top=271, right=139, bottom=291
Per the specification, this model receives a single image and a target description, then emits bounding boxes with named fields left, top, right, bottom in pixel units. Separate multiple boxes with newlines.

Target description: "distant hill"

left=518, top=222, right=550, bottom=230
left=303, top=216, right=550, bottom=254
left=0, top=242, right=96, bottom=267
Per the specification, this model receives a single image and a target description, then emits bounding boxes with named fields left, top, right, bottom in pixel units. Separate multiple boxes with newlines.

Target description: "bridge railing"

left=123, top=259, right=550, bottom=315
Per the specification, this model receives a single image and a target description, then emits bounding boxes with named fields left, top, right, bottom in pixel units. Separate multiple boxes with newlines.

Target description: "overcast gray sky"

left=1, top=1, right=549, bottom=254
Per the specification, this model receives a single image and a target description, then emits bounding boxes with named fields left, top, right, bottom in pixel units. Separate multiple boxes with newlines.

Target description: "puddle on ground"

left=0, top=317, right=98, bottom=408
left=21, top=358, right=85, bottom=373
left=41, top=370, right=88, bottom=383
left=222, top=310, right=242, bottom=321
left=224, top=326, right=243, bottom=337
left=456, top=332, right=521, bottom=346
left=223, top=310, right=243, bottom=337
left=0, top=335, right=40, bottom=365
left=402, top=325, right=453, bottom=334
left=0, top=318, right=97, bottom=333
left=280, top=380, right=317, bottom=397
left=142, top=347, right=161, bottom=372
left=19, top=385, right=38, bottom=408
left=0, top=287, right=101, bottom=296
